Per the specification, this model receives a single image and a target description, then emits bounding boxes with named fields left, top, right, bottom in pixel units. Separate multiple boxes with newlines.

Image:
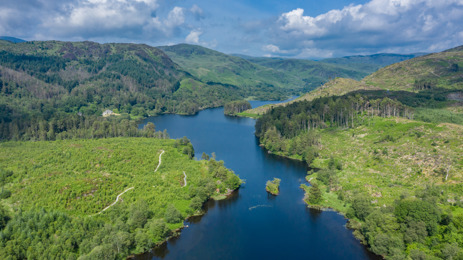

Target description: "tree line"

left=256, top=94, right=414, bottom=140
left=224, top=100, right=251, bottom=116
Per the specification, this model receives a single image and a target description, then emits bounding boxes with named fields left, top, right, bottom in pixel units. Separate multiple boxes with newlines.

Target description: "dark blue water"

left=138, top=101, right=378, bottom=260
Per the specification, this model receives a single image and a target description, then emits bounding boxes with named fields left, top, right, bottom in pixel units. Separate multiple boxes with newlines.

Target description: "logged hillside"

left=253, top=45, right=463, bottom=259
left=364, top=46, right=463, bottom=91
left=255, top=92, right=463, bottom=259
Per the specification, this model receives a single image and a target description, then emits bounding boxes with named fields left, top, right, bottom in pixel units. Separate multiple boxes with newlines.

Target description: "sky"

left=1, top=0, right=463, bottom=59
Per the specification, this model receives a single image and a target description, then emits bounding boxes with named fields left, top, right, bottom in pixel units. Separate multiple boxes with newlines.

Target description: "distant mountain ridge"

left=0, top=36, right=26, bottom=43
left=159, top=44, right=388, bottom=94
left=321, top=53, right=427, bottom=67
left=233, top=52, right=423, bottom=92
left=158, top=44, right=301, bottom=96
left=244, top=57, right=369, bottom=89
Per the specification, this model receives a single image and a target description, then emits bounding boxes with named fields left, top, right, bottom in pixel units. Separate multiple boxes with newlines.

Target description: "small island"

left=266, top=178, right=281, bottom=195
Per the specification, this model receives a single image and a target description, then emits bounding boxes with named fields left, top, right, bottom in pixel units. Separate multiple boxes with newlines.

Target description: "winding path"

left=182, top=171, right=187, bottom=187
left=97, top=187, right=134, bottom=215
left=94, top=150, right=185, bottom=215
left=154, top=150, right=165, bottom=173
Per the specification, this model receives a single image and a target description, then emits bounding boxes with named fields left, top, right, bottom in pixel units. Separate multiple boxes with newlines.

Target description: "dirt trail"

left=154, top=150, right=165, bottom=173
left=97, top=187, right=134, bottom=215
left=182, top=171, right=187, bottom=187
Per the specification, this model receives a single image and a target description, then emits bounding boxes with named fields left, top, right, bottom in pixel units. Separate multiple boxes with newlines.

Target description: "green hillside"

left=243, top=46, right=463, bottom=118
left=242, top=56, right=372, bottom=92
left=364, top=46, right=463, bottom=91
left=0, top=137, right=240, bottom=258
left=255, top=91, right=463, bottom=259
left=248, top=57, right=367, bottom=78
left=0, top=40, right=245, bottom=118
left=241, top=78, right=379, bottom=117
left=158, top=44, right=299, bottom=98
left=0, top=40, right=258, bottom=140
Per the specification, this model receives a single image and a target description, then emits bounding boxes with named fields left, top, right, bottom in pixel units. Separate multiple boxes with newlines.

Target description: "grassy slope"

left=308, top=117, right=463, bottom=211
left=364, top=46, right=463, bottom=91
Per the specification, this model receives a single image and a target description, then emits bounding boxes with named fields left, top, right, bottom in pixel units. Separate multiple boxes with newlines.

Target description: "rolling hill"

left=242, top=45, right=463, bottom=117
left=0, top=40, right=261, bottom=140
left=364, top=46, right=463, bottom=91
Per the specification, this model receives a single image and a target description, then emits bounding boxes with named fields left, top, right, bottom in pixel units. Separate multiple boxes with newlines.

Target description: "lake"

left=138, top=100, right=379, bottom=260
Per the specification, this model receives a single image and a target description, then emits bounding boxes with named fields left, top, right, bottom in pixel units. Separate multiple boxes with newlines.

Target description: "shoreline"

left=262, top=143, right=380, bottom=258
left=129, top=187, right=240, bottom=259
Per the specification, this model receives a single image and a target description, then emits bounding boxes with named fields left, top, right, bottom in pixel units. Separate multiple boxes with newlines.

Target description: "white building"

left=102, top=109, right=114, bottom=117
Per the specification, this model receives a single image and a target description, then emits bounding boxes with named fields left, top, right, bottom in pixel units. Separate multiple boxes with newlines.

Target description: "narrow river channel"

left=138, top=100, right=379, bottom=260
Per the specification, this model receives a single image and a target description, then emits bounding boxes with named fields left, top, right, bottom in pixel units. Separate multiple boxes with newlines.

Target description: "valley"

left=0, top=36, right=462, bottom=259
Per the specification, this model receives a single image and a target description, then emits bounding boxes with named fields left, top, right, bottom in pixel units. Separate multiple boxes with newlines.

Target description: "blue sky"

left=1, top=0, right=462, bottom=58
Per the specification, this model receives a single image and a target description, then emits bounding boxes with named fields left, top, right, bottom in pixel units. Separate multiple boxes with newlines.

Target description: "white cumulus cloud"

left=185, top=29, right=202, bottom=44
left=38, top=0, right=187, bottom=41
left=272, top=0, right=463, bottom=57
left=263, top=44, right=281, bottom=53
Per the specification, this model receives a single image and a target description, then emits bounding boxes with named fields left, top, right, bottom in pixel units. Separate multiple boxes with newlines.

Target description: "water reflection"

left=308, top=207, right=323, bottom=221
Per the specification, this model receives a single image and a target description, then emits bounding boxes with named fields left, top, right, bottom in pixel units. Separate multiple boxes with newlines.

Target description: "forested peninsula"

left=0, top=136, right=241, bottom=258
